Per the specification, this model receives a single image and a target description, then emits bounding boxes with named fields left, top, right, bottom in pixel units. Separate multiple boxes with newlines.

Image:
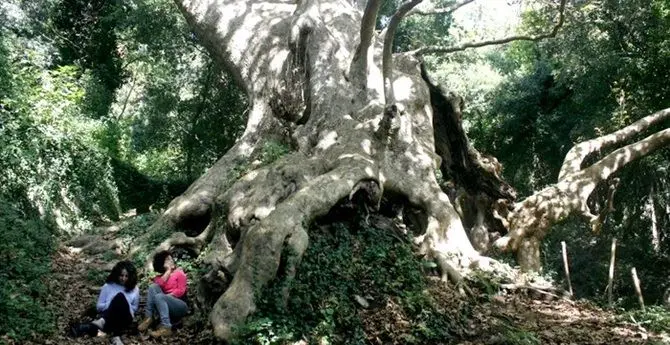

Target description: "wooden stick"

left=561, top=241, right=573, bottom=297
left=631, top=267, right=645, bottom=311
left=607, top=238, right=617, bottom=307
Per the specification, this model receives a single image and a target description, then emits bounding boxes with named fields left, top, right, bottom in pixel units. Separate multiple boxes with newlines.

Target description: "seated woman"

left=137, top=250, right=189, bottom=338
left=70, top=260, right=139, bottom=345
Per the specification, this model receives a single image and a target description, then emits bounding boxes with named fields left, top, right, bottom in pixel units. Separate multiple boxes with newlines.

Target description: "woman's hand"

left=160, top=266, right=173, bottom=281
left=159, top=255, right=176, bottom=281
left=164, top=256, right=176, bottom=271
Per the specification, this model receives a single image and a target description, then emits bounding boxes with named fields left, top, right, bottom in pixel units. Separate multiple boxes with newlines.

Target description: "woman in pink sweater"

left=137, top=251, right=188, bottom=338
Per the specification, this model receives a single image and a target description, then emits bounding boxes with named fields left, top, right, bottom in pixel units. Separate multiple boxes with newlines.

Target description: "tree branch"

left=408, top=0, right=474, bottom=16
left=559, top=107, right=670, bottom=179
left=383, top=0, right=424, bottom=105
left=582, top=127, right=670, bottom=183
left=411, top=0, right=567, bottom=56
left=356, top=0, right=383, bottom=62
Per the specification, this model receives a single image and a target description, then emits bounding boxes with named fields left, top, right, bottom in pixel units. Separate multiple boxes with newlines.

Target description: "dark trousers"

left=102, top=293, right=132, bottom=336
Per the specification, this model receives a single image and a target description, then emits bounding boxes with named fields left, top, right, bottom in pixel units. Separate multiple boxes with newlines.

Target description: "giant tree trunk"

left=135, top=0, right=670, bottom=341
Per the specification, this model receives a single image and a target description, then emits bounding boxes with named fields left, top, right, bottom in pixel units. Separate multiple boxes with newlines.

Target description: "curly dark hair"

left=106, top=260, right=138, bottom=291
left=152, top=250, right=172, bottom=274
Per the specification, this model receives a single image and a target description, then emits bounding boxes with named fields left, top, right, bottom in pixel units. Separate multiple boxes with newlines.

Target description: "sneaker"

left=110, top=336, right=124, bottom=345
left=149, top=325, right=172, bottom=338
left=137, top=317, right=153, bottom=332
left=68, top=322, right=98, bottom=338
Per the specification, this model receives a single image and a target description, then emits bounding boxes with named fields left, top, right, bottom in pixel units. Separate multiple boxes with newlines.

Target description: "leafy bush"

left=258, top=140, right=291, bottom=165
left=622, top=306, right=670, bottom=334
left=0, top=28, right=121, bottom=233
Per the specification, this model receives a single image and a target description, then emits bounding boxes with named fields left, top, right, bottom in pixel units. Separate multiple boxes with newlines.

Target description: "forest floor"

left=14, top=225, right=670, bottom=345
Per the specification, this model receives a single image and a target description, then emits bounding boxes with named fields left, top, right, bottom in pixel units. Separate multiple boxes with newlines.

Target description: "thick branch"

left=150, top=224, right=214, bottom=260
left=494, top=125, right=670, bottom=265
left=411, top=0, right=567, bottom=56
left=582, top=127, right=670, bottom=182
left=382, top=0, right=423, bottom=105
left=560, top=107, right=670, bottom=179
left=172, top=0, right=296, bottom=93
left=408, top=0, right=474, bottom=16
left=356, top=0, right=383, bottom=63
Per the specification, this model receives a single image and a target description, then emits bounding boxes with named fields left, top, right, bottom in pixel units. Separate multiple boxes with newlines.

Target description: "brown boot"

left=137, top=318, right=153, bottom=332
left=150, top=326, right=172, bottom=338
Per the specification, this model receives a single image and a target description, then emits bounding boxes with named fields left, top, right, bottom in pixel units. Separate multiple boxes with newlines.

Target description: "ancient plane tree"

left=133, top=0, right=670, bottom=340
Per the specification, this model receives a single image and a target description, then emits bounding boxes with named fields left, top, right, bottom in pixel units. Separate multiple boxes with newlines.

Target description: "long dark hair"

left=152, top=250, right=171, bottom=274
left=106, top=260, right=138, bottom=292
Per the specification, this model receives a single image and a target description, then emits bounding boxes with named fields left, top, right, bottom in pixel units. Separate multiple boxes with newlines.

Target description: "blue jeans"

left=144, top=283, right=188, bottom=328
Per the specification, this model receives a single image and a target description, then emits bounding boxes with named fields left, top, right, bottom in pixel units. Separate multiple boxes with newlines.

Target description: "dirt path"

left=16, top=244, right=668, bottom=345
left=362, top=277, right=666, bottom=345
left=461, top=293, right=663, bottom=344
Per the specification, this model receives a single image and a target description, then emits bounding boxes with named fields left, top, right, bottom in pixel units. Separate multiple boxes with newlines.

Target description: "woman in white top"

left=71, top=260, right=139, bottom=345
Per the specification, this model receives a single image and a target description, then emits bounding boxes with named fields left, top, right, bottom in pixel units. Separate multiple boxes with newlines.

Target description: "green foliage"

left=468, top=270, right=504, bottom=297
left=51, top=0, right=126, bottom=117
left=233, top=219, right=468, bottom=344
left=622, top=306, right=670, bottom=333
left=467, top=0, right=670, bottom=197
left=86, top=268, right=107, bottom=284
left=117, top=1, right=247, bottom=182
left=111, top=157, right=189, bottom=211
left=258, top=140, right=291, bottom=165
left=0, top=198, right=56, bottom=340
left=451, top=0, right=670, bottom=308
left=0, top=3, right=248, bottom=338
left=1, top=20, right=121, bottom=233
left=467, top=60, right=576, bottom=194
left=0, top=4, right=130, bottom=340
left=498, top=323, right=541, bottom=345
left=113, top=212, right=158, bottom=239
left=4, top=0, right=248, bottom=219
left=378, top=0, right=456, bottom=52
left=147, top=225, right=173, bottom=247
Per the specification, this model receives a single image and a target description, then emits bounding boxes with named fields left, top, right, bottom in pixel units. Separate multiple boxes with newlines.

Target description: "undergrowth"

left=621, top=306, right=670, bottom=333
left=232, top=219, right=472, bottom=344
left=0, top=197, right=56, bottom=341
